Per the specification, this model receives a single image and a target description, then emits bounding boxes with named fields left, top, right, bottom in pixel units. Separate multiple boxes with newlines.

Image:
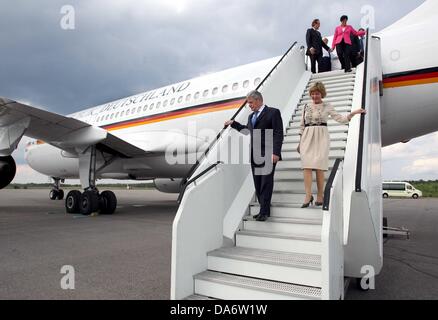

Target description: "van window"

left=383, top=183, right=406, bottom=191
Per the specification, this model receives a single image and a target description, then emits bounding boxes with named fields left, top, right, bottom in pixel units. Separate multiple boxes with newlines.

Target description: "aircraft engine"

left=0, top=156, right=16, bottom=189
left=154, top=178, right=183, bottom=194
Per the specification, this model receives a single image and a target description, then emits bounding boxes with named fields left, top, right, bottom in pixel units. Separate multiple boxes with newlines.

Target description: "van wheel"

left=412, top=194, right=419, bottom=199
left=383, top=193, right=389, bottom=199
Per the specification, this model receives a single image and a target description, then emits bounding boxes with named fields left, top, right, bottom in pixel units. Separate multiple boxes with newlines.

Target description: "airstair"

left=172, top=32, right=384, bottom=300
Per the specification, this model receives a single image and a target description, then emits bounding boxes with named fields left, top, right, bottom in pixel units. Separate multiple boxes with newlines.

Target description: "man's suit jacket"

left=231, top=106, right=284, bottom=167
left=331, top=25, right=366, bottom=49
left=306, top=28, right=330, bottom=56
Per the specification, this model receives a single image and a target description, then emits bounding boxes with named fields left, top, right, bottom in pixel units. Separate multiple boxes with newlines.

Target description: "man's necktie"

left=252, top=111, right=259, bottom=127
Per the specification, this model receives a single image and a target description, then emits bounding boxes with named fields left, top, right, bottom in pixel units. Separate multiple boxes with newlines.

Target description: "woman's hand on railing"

left=348, top=108, right=367, bottom=121
left=224, top=120, right=234, bottom=127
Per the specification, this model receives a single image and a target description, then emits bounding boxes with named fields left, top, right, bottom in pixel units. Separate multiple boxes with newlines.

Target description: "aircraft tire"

left=99, top=191, right=117, bottom=215
left=66, top=190, right=82, bottom=214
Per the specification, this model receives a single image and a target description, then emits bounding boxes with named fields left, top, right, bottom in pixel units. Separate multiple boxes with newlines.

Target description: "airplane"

left=1, top=0, right=437, bottom=216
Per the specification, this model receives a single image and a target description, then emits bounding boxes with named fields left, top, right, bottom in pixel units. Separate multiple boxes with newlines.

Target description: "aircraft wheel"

left=49, top=189, right=58, bottom=200
left=65, top=190, right=82, bottom=214
left=99, top=191, right=117, bottom=215
left=80, top=191, right=99, bottom=215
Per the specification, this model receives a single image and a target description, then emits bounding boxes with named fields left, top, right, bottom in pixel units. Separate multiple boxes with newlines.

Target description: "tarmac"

left=0, top=189, right=437, bottom=300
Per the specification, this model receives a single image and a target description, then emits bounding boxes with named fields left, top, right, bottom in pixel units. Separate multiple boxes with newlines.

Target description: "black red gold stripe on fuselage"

left=102, top=97, right=246, bottom=131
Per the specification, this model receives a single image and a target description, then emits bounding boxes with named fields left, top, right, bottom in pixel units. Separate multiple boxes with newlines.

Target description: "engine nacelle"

left=154, top=178, right=183, bottom=194
left=0, top=156, right=16, bottom=189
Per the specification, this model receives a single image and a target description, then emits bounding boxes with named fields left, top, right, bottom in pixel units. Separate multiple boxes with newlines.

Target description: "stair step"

left=271, top=191, right=331, bottom=204
left=242, top=217, right=322, bottom=236
left=194, top=271, right=322, bottom=300
left=305, top=82, right=357, bottom=91
left=306, top=78, right=355, bottom=87
left=310, top=69, right=356, bottom=79
left=236, top=230, right=322, bottom=255
left=273, top=179, right=334, bottom=193
left=249, top=204, right=323, bottom=220
left=207, top=247, right=322, bottom=287
left=308, top=74, right=356, bottom=83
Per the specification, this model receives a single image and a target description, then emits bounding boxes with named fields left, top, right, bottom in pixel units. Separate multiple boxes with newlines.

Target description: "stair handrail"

left=178, top=42, right=298, bottom=202
left=323, top=158, right=343, bottom=211
left=355, top=28, right=370, bottom=192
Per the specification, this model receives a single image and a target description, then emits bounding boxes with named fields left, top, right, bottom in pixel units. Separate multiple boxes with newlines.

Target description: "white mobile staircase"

left=172, top=33, right=384, bottom=300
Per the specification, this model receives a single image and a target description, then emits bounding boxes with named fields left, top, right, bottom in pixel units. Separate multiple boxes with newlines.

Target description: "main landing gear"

left=50, top=178, right=64, bottom=200
left=63, top=145, right=118, bottom=216
left=65, top=189, right=117, bottom=215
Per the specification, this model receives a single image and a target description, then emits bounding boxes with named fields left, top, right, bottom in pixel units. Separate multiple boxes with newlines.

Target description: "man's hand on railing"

left=224, top=120, right=234, bottom=127
left=272, top=155, right=280, bottom=165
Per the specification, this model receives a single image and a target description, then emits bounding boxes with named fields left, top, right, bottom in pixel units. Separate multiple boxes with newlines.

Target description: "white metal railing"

left=171, top=45, right=311, bottom=300
left=321, top=159, right=344, bottom=300
left=342, top=35, right=384, bottom=279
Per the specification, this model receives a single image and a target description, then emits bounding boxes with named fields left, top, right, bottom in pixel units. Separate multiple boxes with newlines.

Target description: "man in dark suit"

left=350, top=28, right=365, bottom=67
left=225, top=91, right=284, bottom=222
left=306, top=19, right=331, bottom=73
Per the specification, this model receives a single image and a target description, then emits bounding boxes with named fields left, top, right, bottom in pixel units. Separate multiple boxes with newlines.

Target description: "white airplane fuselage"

left=24, top=1, right=438, bottom=187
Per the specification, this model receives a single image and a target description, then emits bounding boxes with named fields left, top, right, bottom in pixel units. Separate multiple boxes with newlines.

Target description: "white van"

left=382, top=181, right=423, bottom=199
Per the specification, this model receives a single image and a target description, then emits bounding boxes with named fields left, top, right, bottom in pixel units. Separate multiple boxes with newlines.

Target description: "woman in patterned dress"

left=298, top=82, right=365, bottom=208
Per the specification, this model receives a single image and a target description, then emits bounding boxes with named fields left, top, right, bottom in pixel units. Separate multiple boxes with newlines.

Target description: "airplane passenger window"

left=203, top=90, right=209, bottom=97
left=96, top=116, right=100, bottom=122
left=170, top=98, right=175, bottom=105
left=105, top=115, right=109, bottom=120
left=194, top=92, right=200, bottom=99
left=121, top=111, right=125, bottom=117
left=232, top=83, right=239, bottom=91
left=131, top=109, right=136, bottom=115
left=126, top=109, right=130, bottom=115
left=115, top=112, right=119, bottom=118
left=110, top=113, right=114, bottom=119
left=156, top=102, right=161, bottom=108
left=243, top=80, right=249, bottom=88
left=178, top=96, right=183, bottom=103
left=212, top=87, right=219, bottom=95
left=222, top=85, right=229, bottom=93
left=163, top=100, right=168, bottom=107
left=137, top=106, right=141, bottom=113
left=143, top=105, right=148, bottom=111
left=150, top=103, right=155, bottom=109
left=254, top=78, right=261, bottom=86
left=186, top=94, right=191, bottom=102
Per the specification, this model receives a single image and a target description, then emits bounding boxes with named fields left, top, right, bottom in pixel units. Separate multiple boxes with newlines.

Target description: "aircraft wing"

left=0, top=97, right=147, bottom=157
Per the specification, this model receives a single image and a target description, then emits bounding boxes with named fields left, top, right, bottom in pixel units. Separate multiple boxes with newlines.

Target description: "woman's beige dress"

left=300, top=102, right=350, bottom=171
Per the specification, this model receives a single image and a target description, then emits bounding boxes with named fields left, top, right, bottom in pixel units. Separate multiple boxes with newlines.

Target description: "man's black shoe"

left=256, top=215, right=268, bottom=222
left=253, top=214, right=261, bottom=220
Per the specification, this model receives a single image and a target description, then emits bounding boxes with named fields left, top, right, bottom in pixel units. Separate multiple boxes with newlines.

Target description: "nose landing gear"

left=50, top=178, right=64, bottom=200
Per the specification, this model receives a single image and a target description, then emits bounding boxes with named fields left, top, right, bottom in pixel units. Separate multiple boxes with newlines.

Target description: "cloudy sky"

left=1, top=0, right=436, bottom=183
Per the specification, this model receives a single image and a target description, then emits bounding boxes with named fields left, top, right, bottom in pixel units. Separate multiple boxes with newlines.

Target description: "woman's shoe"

left=301, top=196, right=314, bottom=208
left=315, top=201, right=323, bottom=207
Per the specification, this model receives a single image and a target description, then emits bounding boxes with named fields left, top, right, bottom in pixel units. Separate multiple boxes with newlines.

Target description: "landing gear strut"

left=50, top=178, right=64, bottom=200
left=64, top=146, right=117, bottom=215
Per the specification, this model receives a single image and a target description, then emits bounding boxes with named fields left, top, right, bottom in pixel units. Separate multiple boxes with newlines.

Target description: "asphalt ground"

left=0, top=190, right=437, bottom=300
